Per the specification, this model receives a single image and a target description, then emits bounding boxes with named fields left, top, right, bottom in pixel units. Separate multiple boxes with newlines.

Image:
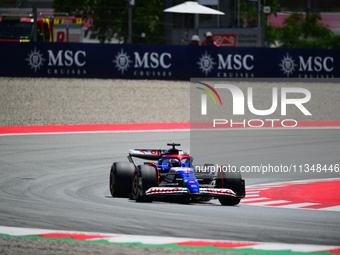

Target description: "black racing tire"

left=109, top=162, right=135, bottom=197
left=132, top=165, right=158, bottom=202
left=216, top=169, right=245, bottom=206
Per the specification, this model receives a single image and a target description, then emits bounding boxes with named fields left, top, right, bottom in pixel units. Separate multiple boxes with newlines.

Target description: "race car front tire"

left=109, top=162, right=135, bottom=197
left=132, top=165, right=158, bottom=202
left=217, top=170, right=245, bottom=206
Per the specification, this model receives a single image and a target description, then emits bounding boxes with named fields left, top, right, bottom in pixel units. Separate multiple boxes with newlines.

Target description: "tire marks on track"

left=241, top=178, right=340, bottom=211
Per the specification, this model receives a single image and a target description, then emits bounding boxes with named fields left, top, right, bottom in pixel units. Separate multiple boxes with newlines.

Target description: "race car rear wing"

left=128, top=143, right=187, bottom=161
left=128, top=149, right=168, bottom=160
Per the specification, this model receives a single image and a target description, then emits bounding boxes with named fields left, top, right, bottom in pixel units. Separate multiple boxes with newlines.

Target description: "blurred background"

left=0, top=0, right=339, bottom=48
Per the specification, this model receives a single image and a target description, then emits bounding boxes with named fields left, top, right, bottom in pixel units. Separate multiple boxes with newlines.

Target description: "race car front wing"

left=145, top=187, right=237, bottom=198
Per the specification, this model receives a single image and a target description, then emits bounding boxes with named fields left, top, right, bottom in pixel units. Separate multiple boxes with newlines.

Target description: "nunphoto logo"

left=192, top=78, right=313, bottom=129
left=196, top=82, right=223, bottom=115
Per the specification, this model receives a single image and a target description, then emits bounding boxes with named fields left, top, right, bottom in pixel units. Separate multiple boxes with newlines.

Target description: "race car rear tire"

left=217, top=169, right=245, bottom=206
left=109, top=162, right=135, bottom=197
left=132, top=165, right=158, bottom=202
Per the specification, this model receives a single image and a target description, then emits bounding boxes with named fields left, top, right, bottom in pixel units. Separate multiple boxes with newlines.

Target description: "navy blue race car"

left=109, top=143, right=245, bottom=205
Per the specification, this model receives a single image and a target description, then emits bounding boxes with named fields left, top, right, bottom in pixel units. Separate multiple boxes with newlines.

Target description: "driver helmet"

left=169, top=158, right=180, bottom=167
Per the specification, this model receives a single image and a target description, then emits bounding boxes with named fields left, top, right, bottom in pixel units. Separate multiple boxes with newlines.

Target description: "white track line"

left=1, top=226, right=339, bottom=253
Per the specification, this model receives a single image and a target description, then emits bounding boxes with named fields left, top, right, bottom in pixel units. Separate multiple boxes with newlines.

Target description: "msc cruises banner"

left=0, top=42, right=339, bottom=80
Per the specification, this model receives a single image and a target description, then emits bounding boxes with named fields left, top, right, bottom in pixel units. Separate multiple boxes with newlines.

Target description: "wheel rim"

left=133, top=172, right=142, bottom=199
left=110, top=167, right=115, bottom=194
left=132, top=173, right=138, bottom=198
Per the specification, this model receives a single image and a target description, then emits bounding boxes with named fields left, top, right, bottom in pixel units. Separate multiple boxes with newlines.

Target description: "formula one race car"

left=109, top=143, right=245, bottom=205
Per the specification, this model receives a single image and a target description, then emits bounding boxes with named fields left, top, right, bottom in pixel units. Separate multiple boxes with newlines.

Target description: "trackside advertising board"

left=0, top=42, right=339, bottom=80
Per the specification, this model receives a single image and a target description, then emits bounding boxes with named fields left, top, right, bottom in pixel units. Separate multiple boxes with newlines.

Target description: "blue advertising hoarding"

left=0, top=42, right=339, bottom=80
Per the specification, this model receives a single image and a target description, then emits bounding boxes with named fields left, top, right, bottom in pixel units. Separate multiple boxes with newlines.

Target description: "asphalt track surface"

left=0, top=129, right=340, bottom=246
